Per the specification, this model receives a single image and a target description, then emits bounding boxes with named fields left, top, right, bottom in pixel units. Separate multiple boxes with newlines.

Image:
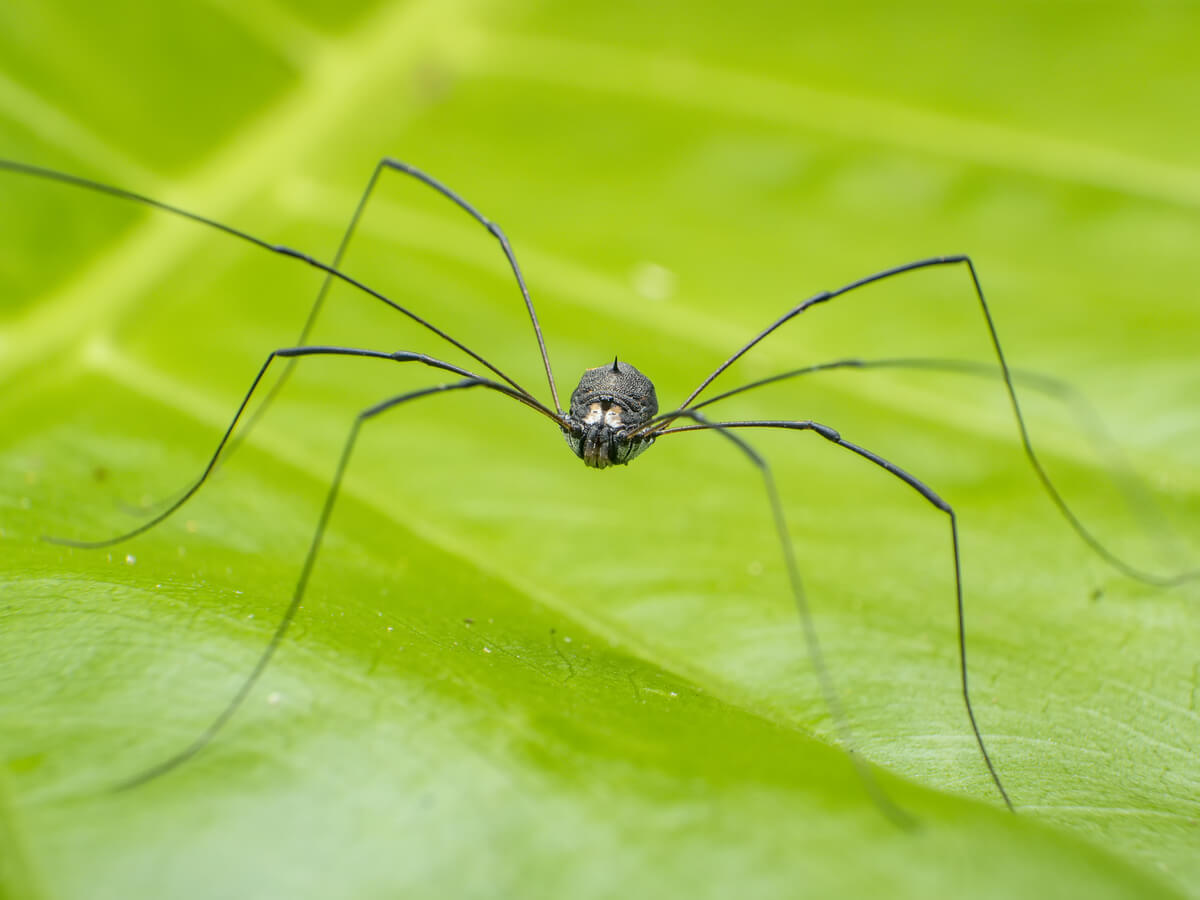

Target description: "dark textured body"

left=563, top=360, right=658, bottom=468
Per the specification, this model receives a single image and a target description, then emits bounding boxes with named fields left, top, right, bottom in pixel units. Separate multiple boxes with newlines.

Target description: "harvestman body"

left=3, top=157, right=1195, bottom=824
left=565, top=360, right=658, bottom=468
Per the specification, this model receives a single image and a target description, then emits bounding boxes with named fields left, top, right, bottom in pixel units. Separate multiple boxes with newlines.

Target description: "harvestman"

left=3, top=158, right=1195, bottom=823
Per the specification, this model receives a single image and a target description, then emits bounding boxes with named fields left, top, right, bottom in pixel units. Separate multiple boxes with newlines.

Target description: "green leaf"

left=2, top=1, right=1198, bottom=898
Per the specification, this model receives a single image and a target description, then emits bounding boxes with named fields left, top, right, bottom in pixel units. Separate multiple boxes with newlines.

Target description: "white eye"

left=604, top=405, right=625, bottom=427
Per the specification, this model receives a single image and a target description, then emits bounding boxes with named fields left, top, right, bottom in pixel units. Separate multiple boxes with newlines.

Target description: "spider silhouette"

left=4, top=157, right=1193, bottom=824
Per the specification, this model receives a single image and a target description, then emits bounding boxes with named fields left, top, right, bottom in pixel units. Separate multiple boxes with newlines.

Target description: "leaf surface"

left=1, top=1, right=1198, bottom=898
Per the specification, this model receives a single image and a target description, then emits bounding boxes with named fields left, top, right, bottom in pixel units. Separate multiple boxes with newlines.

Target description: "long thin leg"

left=0, top=159, right=548, bottom=409
left=661, top=256, right=1195, bottom=588
left=224, top=157, right=563, bottom=476
left=667, top=409, right=914, bottom=826
left=45, top=346, right=547, bottom=549
left=375, top=159, right=561, bottom=413
left=689, top=356, right=1182, bottom=558
left=116, top=377, right=494, bottom=790
left=657, top=416, right=1015, bottom=812
left=676, top=257, right=980, bottom=409
left=688, top=357, right=1089, bottom=413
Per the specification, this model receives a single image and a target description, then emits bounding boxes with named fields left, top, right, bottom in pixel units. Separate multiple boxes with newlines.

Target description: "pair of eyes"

left=580, top=400, right=629, bottom=428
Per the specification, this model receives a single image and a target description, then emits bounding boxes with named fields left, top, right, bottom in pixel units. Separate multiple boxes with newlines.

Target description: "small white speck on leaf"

left=630, top=261, right=677, bottom=302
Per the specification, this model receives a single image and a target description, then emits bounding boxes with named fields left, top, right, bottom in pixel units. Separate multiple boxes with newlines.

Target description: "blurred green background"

left=1, top=1, right=1198, bottom=898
